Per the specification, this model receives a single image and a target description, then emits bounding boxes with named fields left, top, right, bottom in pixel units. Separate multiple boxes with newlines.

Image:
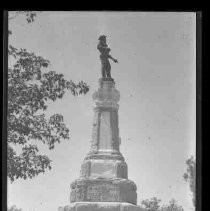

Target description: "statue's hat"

left=98, top=35, right=107, bottom=40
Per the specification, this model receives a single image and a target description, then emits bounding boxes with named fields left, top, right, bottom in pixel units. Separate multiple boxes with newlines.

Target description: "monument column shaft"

left=91, top=107, right=120, bottom=152
left=69, top=79, right=138, bottom=206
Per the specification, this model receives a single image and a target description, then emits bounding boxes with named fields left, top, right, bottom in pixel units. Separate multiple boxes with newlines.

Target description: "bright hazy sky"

left=8, top=12, right=196, bottom=211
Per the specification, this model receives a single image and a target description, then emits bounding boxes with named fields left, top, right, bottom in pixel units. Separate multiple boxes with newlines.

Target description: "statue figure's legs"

left=101, top=60, right=111, bottom=78
left=106, top=69, right=111, bottom=78
left=105, top=61, right=111, bottom=78
left=102, top=69, right=106, bottom=78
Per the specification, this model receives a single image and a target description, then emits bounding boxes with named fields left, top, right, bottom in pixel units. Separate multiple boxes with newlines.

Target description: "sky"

left=8, top=12, right=196, bottom=211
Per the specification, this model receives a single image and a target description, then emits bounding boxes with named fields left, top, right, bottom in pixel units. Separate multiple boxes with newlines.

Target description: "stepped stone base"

left=80, top=158, right=128, bottom=180
left=70, top=178, right=137, bottom=205
left=58, top=202, right=145, bottom=211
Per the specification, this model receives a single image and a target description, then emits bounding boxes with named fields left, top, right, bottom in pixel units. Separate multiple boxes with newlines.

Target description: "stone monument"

left=59, top=36, right=144, bottom=211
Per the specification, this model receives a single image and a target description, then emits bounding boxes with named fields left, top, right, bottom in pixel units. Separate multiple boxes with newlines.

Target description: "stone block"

left=58, top=202, right=145, bottom=211
left=80, top=159, right=128, bottom=179
left=70, top=178, right=137, bottom=205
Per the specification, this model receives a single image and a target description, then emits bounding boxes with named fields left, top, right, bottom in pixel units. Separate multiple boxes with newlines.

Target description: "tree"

left=8, top=11, right=89, bottom=182
left=183, top=156, right=196, bottom=208
left=161, top=199, right=184, bottom=211
left=7, top=205, right=22, bottom=211
left=9, top=11, right=37, bottom=23
left=141, top=197, right=162, bottom=211
left=141, top=198, right=184, bottom=211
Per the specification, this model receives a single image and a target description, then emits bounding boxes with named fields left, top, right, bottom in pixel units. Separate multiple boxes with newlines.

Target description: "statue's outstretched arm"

left=108, top=55, right=118, bottom=63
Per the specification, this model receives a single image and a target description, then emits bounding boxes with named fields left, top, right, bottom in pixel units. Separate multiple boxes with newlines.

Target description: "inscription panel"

left=90, top=161, right=116, bottom=178
left=87, top=184, right=119, bottom=201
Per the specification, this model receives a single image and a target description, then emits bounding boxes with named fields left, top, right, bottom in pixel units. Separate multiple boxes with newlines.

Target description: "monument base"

left=58, top=202, right=145, bottom=211
left=70, top=178, right=137, bottom=205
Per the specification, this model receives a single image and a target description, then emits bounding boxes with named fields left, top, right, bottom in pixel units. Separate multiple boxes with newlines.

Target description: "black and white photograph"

left=6, top=11, right=197, bottom=211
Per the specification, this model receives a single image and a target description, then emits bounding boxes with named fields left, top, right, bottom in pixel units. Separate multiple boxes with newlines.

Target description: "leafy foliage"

left=161, top=199, right=184, bottom=211
left=9, top=11, right=37, bottom=23
left=8, top=11, right=38, bottom=35
left=183, top=156, right=196, bottom=207
left=141, top=198, right=184, bottom=211
left=141, top=197, right=162, bottom=211
left=8, top=13, right=89, bottom=182
left=7, top=205, right=22, bottom=211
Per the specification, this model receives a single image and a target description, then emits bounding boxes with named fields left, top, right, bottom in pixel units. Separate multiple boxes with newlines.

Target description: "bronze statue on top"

left=97, top=35, right=118, bottom=78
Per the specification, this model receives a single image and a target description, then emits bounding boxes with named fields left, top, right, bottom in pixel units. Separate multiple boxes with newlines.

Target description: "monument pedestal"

left=59, top=78, right=143, bottom=211
left=70, top=178, right=137, bottom=205
left=59, top=202, right=144, bottom=211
